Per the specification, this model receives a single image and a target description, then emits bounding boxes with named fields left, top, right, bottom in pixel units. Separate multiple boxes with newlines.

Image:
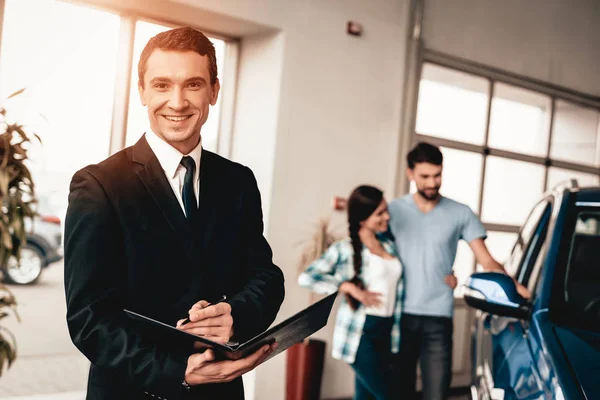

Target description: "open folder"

left=124, top=291, right=337, bottom=361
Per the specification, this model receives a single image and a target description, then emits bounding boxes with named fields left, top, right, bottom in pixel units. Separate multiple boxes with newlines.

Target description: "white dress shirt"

left=145, top=130, right=202, bottom=216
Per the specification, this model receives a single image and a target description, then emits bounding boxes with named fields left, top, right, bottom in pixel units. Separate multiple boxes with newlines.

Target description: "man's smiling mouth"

left=163, top=115, right=193, bottom=121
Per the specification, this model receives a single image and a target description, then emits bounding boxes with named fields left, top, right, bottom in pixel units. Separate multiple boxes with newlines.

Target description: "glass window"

left=453, top=241, right=474, bottom=294
left=439, top=147, right=483, bottom=213
left=565, top=211, right=600, bottom=330
left=125, top=20, right=226, bottom=152
left=0, top=0, right=120, bottom=214
left=550, top=100, right=600, bottom=167
left=484, top=231, right=518, bottom=265
left=481, top=157, right=546, bottom=226
left=416, top=64, right=489, bottom=145
left=488, top=83, right=551, bottom=157
left=547, top=167, right=599, bottom=190
left=516, top=204, right=552, bottom=284
left=502, top=201, right=550, bottom=277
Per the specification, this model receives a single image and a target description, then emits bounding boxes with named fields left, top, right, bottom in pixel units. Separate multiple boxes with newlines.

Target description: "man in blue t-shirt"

left=388, top=142, right=530, bottom=400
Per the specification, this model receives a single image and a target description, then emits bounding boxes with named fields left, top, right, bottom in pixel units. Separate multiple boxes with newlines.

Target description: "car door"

left=472, top=200, right=552, bottom=400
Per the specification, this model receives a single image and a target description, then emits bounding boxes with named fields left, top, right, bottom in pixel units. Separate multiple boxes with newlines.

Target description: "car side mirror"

left=463, top=272, right=530, bottom=319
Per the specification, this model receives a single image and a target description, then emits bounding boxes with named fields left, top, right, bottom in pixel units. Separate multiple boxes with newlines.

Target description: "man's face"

left=407, top=162, right=443, bottom=201
left=138, top=49, right=220, bottom=153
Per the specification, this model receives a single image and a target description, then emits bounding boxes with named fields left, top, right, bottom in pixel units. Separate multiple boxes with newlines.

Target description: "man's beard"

left=417, top=188, right=440, bottom=201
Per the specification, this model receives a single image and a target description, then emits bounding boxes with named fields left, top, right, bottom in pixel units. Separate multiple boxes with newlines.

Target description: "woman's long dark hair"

left=345, top=185, right=384, bottom=310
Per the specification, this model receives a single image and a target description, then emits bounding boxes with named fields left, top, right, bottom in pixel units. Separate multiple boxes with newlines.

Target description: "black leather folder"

left=124, top=291, right=337, bottom=361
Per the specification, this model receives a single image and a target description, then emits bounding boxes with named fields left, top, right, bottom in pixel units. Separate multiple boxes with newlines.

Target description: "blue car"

left=465, top=181, right=600, bottom=400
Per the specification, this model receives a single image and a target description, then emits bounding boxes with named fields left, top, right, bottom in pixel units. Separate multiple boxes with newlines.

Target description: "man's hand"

left=339, top=282, right=382, bottom=307
left=469, top=238, right=532, bottom=300
left=514, top=280, right=531, bottom=300
left=177, top=300, right=234, bottom=344
left=444, top=273, right=458, bottom=289
left=185, top=343, right=277, bottom=385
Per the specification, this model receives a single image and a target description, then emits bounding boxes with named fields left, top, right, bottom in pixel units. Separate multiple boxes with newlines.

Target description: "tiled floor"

left=0, top=262, right=90, bottom=398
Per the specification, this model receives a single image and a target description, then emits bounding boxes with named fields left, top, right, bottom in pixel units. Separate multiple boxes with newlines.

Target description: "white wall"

left=229, top=32, right=285, bottom=232
left=226, top=2, right=412, bottom=398
left=422, top=0, right=600, bottom=97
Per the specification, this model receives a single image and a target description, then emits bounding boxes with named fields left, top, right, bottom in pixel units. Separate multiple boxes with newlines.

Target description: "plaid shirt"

left=298, top=234, right=404, bottom=364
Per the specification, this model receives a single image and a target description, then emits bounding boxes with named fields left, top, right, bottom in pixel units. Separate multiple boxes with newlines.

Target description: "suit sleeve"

left=64, top=169, right=187, bottom=399
left=226, top=167, right=285, bottom=341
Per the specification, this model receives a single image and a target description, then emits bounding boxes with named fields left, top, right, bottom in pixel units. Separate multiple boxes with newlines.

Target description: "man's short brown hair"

left=138, top=26, right=218, bottom=87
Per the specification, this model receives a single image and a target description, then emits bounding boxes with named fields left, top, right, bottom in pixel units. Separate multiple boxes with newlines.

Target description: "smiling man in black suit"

left=64, top=26, right=285, bottom=400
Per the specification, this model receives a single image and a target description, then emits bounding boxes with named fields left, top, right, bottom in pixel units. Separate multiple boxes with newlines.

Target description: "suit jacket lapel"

left=132, top=135, right=195, bottom=258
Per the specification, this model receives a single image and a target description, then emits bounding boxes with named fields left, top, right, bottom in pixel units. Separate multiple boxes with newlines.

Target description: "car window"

left=517, top=203, right=552, bottom=286
left=565, top=211, right=600, bottom=327
left=504, top=200, right=551, bottom=277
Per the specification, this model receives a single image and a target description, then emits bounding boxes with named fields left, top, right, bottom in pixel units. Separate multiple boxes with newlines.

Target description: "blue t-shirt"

left=388, top=195, right=486, bottom=317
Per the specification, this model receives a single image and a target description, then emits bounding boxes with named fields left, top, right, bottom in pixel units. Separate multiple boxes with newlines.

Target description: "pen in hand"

left=181, top=295, right=227, bottom=326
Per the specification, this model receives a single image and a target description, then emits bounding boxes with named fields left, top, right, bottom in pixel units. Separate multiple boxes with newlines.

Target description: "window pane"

left=502, top=240, right=524, bottom=277
left=547, top=167, right=599, bottom=191
left=481, top=157, right=545, bottom=225
left=0, top=0, right=119, bottom=209
left=494, top=201, right=549, bottom=278
left=416, top=64, right=489, bottom=145
left=126, top=21, right=226, bottom=152
left=517, top=204, right=552, bottom=283
left=439, top=147, right=483, bottom=213
left=520, top=201, right=551, bottom=244
left=488, top=83, right=551, bottom=157
left=453, top=241, right=474, bottom=296
left=484, top=231, right=517, bottom=266
left=565, top=211, right=600, bottom=327
left=550, top=100, right=600, bottom=167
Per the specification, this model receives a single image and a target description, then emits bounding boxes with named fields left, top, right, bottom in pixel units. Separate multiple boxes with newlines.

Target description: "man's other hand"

left=184, top=343, right=277, bottom=385
left=444, top=274, right=458, bottom=290
left=177, top=300, right=234, bottom=344
left=515, top=281, right=532, bottom=300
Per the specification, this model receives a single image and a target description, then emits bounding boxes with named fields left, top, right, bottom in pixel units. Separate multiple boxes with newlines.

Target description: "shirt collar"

left=145, top=130, right=202, bottom=180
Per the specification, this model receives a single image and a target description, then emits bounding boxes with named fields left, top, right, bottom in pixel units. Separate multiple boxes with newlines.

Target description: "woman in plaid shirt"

left=298, top=185, right=403, bottom=399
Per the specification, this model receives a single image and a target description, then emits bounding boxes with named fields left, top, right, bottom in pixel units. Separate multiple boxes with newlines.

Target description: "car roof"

left=572, top=186, right=600, bottom=204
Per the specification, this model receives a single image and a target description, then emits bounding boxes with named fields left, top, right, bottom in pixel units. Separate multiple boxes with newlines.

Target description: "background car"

left=464, top=180, right=600, bottom=400
left=1, top=201, right=64, bottom=285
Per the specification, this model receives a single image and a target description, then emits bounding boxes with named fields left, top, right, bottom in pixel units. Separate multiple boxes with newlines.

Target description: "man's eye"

left=154, top=83, right=168, bottom=89
left=188, top=82, right=202, bottom=89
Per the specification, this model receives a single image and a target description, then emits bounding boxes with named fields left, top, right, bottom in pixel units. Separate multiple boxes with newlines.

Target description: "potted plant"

left=287, top=216, right=343, bottom=400
left=0, top=285, right=19, bottom=376
left=0, top=89, right=39, bottom=375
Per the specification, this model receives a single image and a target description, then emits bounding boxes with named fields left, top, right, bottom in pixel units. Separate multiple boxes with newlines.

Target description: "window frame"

left=409, top=52, right=600, bottom=288
left=0, top=0, right=240, bottom=159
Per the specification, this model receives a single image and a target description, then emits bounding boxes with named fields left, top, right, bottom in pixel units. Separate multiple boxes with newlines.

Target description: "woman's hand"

left=339, top=282, right=382, bottom=307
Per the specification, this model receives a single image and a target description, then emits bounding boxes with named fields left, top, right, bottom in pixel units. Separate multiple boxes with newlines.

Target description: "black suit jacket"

left=64, top=135, right=285, bottom=400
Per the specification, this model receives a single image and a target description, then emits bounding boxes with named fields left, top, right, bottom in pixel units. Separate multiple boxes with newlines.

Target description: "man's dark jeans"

left=391, top=313, right=453, bottom=400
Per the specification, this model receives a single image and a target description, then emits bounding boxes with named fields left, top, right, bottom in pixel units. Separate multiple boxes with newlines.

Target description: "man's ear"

left=210, top=78, right=221, bottom=106
left=138, top=81, right=147, bottom=106
left=406, top=168, right=414, bottom=181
